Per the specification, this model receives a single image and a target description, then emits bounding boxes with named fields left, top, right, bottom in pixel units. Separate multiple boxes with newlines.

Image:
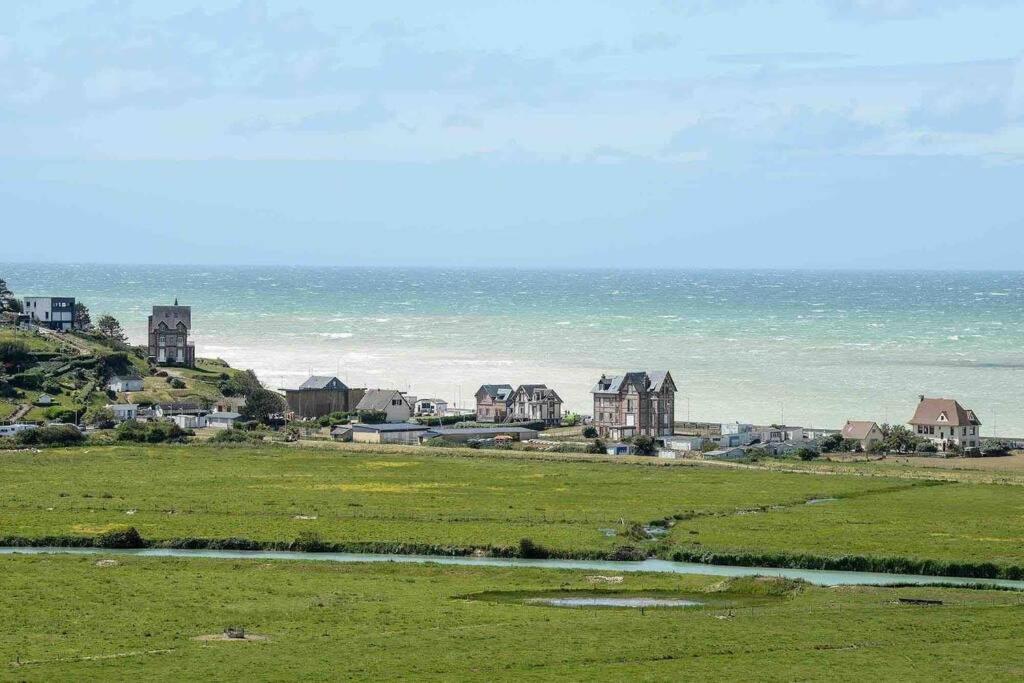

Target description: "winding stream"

left=3, top=546, right=1023, bottom=589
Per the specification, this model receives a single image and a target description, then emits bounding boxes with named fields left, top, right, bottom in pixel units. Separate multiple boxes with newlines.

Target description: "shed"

left=351, top=422, right=430, bottom=444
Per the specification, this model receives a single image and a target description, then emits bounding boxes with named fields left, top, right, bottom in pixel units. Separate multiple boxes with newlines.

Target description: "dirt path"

left=8, top=403, right=31, bottom=423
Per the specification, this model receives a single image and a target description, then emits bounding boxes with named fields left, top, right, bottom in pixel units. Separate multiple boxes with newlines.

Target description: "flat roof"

left=426, top=427, right=539, bottom=436
left=352, top=422, right=430, bottom=432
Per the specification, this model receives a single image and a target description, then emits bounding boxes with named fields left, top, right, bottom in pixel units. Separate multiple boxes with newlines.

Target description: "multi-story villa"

left=909, top=396, right=982, bottom=451
left=23, top=296, right=75, bottom=331
left=474, top=384, right=514, bottom=423
left=508, top=384, right=563, bottom=426
left=147, top=302, right=195, bottom=367
left=591, top=371, right=676, bottom=440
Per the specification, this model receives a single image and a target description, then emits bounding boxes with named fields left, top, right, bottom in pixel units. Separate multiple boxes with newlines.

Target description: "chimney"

left=919, top=395, right=925, bottom=403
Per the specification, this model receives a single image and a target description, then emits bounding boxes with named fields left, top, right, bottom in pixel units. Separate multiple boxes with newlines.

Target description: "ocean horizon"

left=5, top=264, right=1023, bottom=436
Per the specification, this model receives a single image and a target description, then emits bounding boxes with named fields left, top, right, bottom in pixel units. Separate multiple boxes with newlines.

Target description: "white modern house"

left=909, top=397, right=982, bottom=451
left=107, top=375, right=145, bottom=393
left=106, top=404, right=139, bottom=422
left=414, top=397, right=449, bottom=417
left=23, top=296, right=76, bottom=331
left=170, top=413, right=207, bottom=430
left=663, top=435, right=705, bottom=452
left=206, top=412, right=242, bottom=429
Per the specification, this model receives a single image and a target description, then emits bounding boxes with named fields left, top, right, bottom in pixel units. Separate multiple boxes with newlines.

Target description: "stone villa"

left=909, top=396, right=982, bottom=451
left=507, top=384, right=563, bottom=426
left=474, top=384, right=514, bottom=423
left=591, top=371, right=676, bottom=440
left=148, top=301, right=195, bottom=367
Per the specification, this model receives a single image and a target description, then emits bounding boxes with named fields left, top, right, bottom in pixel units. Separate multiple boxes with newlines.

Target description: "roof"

left=476, top=384, right=514, bottom=401
left=356, top=390, right=409, bottom=412
left=909, top=398, right=981, bottom=427
left=330, top=425, right=353, bottom=435
left=842, top=421, right=880, bottom=440
left=513, top=384, right=563, bottom=402
left=591, top=371, right=675, bottom=395
left=110, top=375, right=144, bottom=382
left=150, top=305, right=191, bottom=331
left=352, top=422, right=428, bottom=433
left=425, top=427, right=539, bottom=437
left=158, top=402, right=203, bottom=411
left=106, top=403, right=139, bottom=410
left=208, top=412, right=241, bottom=420
left=416, top=397, right=447, bottom=403
left=297, top=375, right=347, bottom=391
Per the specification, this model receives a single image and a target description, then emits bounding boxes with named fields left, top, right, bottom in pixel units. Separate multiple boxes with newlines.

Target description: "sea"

left=4, top=265, right=1023, bottom=436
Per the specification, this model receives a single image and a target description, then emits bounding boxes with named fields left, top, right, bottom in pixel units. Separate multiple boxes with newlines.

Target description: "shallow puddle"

left=806, top=497, right=839, bottom=505
left=528, top=597, right=702, bottom=608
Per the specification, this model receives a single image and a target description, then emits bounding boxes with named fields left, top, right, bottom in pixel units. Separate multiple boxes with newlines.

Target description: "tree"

left=85, top=406, right=116, bottom=428
left=819, top=433, right=845, bottom=453
left=632, top=435, right=657, bottom=456
left=244, top=388, right=287, bottom=424
left=582, top=425, right=598, bottom=439
left=97, top=314, right=127, bottom=344
left=0, top=278, right=17, bottom=313
left=586, top=438, right=607, bottom=454
left=74, top=302, right=92, bottom=330
left=219, top=369, right=263, bottom=397
left=796, top=447, right=819, bottom=461
left=883, top=425, right=918, bottom=454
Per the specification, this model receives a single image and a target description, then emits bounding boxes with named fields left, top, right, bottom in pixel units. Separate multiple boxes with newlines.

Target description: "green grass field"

left=3, top=444, right=1024, bottom=576
left=2, top=555, right=1023, bottom=680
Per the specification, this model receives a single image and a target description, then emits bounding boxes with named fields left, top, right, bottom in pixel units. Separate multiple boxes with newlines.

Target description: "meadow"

left=2, top=554, right=1023, bottom=681
left=2, top=444, right=1024, bottom=577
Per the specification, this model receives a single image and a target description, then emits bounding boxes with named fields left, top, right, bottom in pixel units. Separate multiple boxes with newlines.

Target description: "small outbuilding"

left=107, top=375, right=145, bottom=393
left=106, top=403, right=139, bottom=422
left=351, top=422, right=430, bottom=444
left=206, top=412, right=242, bottom=429
left=421, top=426, right=540, bottom=444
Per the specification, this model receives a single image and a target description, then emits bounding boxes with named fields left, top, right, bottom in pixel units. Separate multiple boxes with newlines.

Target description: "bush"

left=168, top=377, right=186, bottom=389
left=517, top=538, right=550, bottom=559
left=582, top=426, right=598, bottom=439
left=414, top=413, right=476, bottom=427
left=95, top=526, right=146, bottom=549
left=562, top=413, right=581, bottom=427
left=919, top=443, right=939, bottom=453
left=795, top=448, right=819, bottom=461
left=116, top=420, right=189, bottom=444
left=0, top=340, right=31, bottom=366
left=632, top=435, right=657, bottom=456
left=358, top=410, right=387, bottom=424
left=15, top=425, right=84, bottom=447
left=586, top=438, right=607, bottom=454
left=10, top=371, right=44, bottom=390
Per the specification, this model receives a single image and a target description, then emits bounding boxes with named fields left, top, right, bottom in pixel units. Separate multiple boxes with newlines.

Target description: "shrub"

left=586, top=438, right=607, bottom=454
left=517, top=538, right=550, bottom=559
left=44, top=407, right=79, bottom=423
left=795, top=448, right=819, bottom=461
left=15, top=425, right=84, bottom=447
left=414, top=413, right=476, bottom=427
left=358, top=410, right=387, bottom=424
left=919, top=443, right=939, bottom=453
left=562, top=413, right=581, bottom=427
left=168, top=377, right=186, bottom=389
left=0, top=340, right=31, bottom=366
left=116, top=420, right=189, bottom=444
left=95, top=526, right=146, bottom=549
left=10, top=371, right=44, bottom=390
left=582, top=426, right=598, bottom=439
left=632, top=435, right=657, bottom=456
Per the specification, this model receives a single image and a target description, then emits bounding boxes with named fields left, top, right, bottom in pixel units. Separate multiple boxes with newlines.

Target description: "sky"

left=2, top=0, right=1023, bottom=268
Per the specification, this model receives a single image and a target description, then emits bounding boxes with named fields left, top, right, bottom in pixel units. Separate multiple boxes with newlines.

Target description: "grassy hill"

left=0, top=327, right=249, bottom=424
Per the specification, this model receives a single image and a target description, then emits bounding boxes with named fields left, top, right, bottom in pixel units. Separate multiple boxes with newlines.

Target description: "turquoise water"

left=4, top=265, right=1023, bottom=434
left=4, top=547, right=1024, bottom=589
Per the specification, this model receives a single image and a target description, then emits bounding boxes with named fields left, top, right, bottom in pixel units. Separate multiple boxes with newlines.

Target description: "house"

left=422, top=426, right=540, bottom=443
left=106, top=404, right=139, bottom=422
left=107, top=375, right=145, bottom=393
left=213, top=396, right=247, bottom=414
left=663, top=435, right=704, bottom=452
left=754, top=425, right=805, bottom=444
left=22, top=297, right=76, bottom=331
left=474, top=384, right=514, bottom=423
left=356, top=390, right=413, bottom=423
left=351, top=422, right=430, bottom=444
left=155, top=403, right=206, bottom=418
left=909, top=396, right=982, bottom=451
left=35, top=393, right=54, bottom=406
left=0, top=423, right=38, bottom=437
left=841, top=421, right=885, bottom=451
left=170, top=413, right=206, bottom=430
left=718, top=433, right=750, bottom=448
left=590, top=371, right=676, bottom=439
left=148, top=302, right=195, bottom=367
left=508, top=385, right=563, bottom=426
left=284, top=375, right=364, bottom=418
left=721, top=422, right=755, bottom=440
left=206, top=412, right=242, bottom=430
left=605, top=442, right=635, bottom=456
left=704, top=447, right=747, bottom=461
left=330, top=425, right=353, bottom=441
left=414, top=397, right=448, bottom=417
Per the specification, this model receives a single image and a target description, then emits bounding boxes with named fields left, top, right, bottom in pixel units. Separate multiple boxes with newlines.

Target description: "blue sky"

left=2, top=0, right=1023, bottom=267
